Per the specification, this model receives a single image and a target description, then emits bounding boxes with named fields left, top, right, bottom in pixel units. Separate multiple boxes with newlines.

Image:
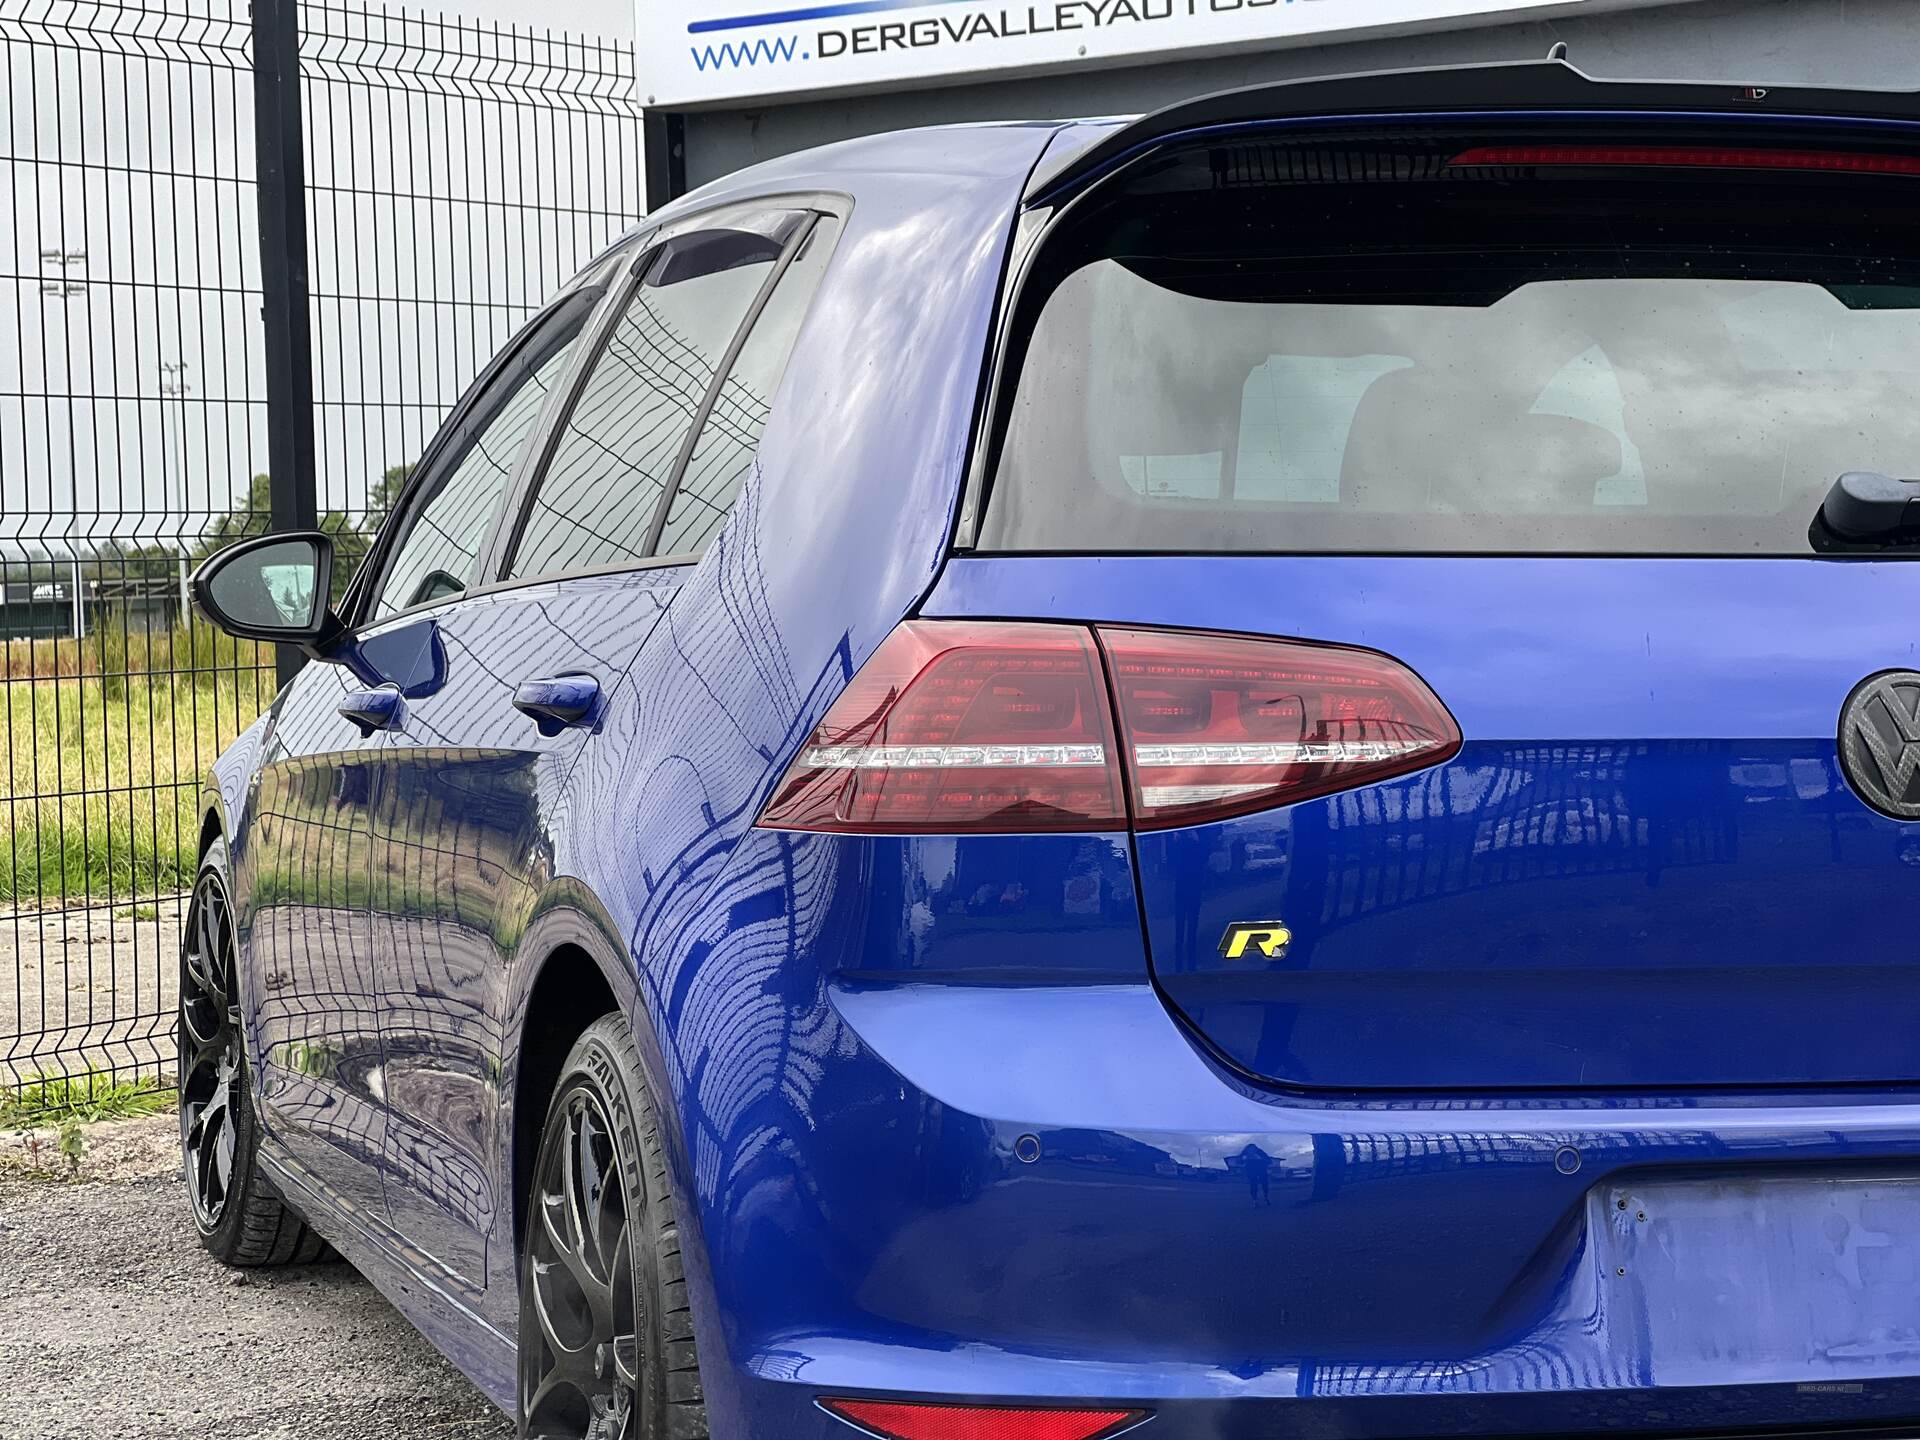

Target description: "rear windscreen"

left=978, top=139, right=1920, bottom=555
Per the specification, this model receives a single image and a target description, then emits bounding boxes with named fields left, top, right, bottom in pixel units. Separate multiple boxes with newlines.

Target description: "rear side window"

left=508, top=228, right=786, bottom=579
left=980, top=140, right=1920, bottom=556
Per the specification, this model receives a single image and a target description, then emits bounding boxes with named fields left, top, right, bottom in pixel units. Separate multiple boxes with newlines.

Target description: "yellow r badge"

left=1218, top=921, right=1292, bottom=960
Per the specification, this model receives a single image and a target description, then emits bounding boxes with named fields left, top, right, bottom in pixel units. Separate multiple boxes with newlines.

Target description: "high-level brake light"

left=819, top=1397, right=1146, bottom=1440
left=1447, top=145, right=1920, bottom=178
left=756, top=621, right=1459, bottom=835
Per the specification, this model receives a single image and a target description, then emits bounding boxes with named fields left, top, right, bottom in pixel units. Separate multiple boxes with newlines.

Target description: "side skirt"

left=258, top=1143, right=518, bottom=1413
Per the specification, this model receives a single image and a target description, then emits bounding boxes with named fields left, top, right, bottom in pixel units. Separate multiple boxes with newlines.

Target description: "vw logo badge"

left=1839, top=670, right=1920, bottom=821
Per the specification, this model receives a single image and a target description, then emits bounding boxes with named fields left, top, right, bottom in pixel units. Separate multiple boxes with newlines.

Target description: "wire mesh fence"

left=0, top=0, right=642, bottom=1094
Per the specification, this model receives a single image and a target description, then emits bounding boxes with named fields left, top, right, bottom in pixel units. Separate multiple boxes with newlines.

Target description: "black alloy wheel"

left=177, top=839, right=330, bottom=1267
left=179, top=863, right=243, bottom=1229
left=520, top=1013, right=706, bottom=1440
left=525, top=1087, right=643, bottom=1436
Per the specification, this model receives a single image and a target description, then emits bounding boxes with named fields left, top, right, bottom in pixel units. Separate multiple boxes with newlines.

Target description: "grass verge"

left=0, top=621, right=273, bottom=905
left=0, top=1072, right=173, bottom=1129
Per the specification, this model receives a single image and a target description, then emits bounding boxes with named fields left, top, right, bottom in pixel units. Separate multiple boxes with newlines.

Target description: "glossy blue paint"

left=209, top=119, right=1069, bottom=1422
left=365, top=567, right=680, bottom=1313
left=510, top=674, right=602, bottom=733
left=926, top=555, right=1920, bottom=1090
left=194, top=98, right=1920, bottom=1440
left=556, top=819, right=1920, bottom=1440
left=336, top=683, right=404, bottom=734
left=235, top=655, right=391, bottom=1227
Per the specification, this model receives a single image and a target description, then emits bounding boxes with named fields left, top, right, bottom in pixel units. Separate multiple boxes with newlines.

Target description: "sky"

left=1, top=0, right=644, bottom=562
left=445, top=0, right=633, bottom=38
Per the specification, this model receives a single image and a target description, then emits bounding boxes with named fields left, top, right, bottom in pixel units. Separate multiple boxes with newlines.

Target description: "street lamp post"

left=161, top=361, right=193, bottom=628
left=38, top=248, right=87, bottom=299
left=40, top=249, right=88, bottom=639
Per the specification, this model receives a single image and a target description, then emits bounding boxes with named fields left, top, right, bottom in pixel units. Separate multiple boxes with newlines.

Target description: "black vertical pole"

left=643, top=111, right=686, bottom=209
left=252, top=0, right=318, bottom=690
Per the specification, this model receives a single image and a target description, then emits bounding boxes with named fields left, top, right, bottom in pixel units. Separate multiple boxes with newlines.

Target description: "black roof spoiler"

left=1023, top=57, right=1920, bottom=205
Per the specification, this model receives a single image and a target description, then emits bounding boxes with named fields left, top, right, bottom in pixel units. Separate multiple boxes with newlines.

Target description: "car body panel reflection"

left=368, top=567, right=680, bottom=1298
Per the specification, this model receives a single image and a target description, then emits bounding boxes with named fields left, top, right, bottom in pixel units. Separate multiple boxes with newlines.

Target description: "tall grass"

left=0, top=613, right=266, bottom=685
left=0, top=1072, right=171, bottom=1127
left=0, top=619, right=274, bottom=906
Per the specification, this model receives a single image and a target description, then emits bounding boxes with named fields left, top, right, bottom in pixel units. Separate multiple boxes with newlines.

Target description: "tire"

left=519, top=1013, right=707, bottom=1440
left=178, top=837, right=331, bottom=1268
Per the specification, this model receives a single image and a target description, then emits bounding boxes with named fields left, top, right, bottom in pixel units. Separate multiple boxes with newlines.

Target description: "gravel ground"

left=0, top=1113, right=514, bottom=1440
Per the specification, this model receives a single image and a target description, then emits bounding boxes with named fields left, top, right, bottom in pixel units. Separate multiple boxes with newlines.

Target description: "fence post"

left=252, top=0, right=319, bottom=690
left=643, top=111, right=687, bottom=208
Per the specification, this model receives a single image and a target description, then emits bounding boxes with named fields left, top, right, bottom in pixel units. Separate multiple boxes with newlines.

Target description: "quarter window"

left=507, top=229, right=787, bottom=580
left=656, top=217, right=841, bottom=556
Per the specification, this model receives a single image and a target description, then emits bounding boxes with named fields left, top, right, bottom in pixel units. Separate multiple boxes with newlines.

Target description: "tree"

left=326, top=463, right=415, bottom=603
left=194, top=463, right=415, bottom=607
left=193, top=473, right=272, bottom=560
left=367, top=463, right=415, bottom=527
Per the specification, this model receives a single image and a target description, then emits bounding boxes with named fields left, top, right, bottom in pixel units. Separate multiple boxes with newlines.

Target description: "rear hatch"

left=939, top=114, right=1920, bottom=1092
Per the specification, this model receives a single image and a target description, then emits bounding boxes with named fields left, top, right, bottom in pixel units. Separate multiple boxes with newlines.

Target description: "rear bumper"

left=671, top=831, right=1920, bottom=1440
left=704, top=980, right=1920, bottom=1439
left=737, top=1381, right=1920, bottom=1440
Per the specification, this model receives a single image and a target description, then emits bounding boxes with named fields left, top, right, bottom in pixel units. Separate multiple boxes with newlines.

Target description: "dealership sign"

left=636, top=0, right=1691, bottom=108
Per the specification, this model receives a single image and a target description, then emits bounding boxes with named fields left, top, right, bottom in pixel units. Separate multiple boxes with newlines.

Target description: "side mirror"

left=190, top=531, right=342, bottom=653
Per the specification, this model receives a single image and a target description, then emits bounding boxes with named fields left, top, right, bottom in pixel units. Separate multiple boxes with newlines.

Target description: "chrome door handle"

left=512, top=675, right=601, bottom=736
left=337, top=685, right=404, bottom=736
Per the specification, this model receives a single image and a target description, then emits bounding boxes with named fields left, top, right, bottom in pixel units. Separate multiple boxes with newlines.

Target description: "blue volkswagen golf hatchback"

left=184, top=57, right=1920, bottom=1440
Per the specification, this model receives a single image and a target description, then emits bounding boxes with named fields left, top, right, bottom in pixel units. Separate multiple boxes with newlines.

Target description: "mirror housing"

left=190, top=531, right=345, bottom=654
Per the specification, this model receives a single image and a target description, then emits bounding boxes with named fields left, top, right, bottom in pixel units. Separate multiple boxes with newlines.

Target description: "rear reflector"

left=1448, top=144, right=1920, bottom=178
left=820, top=1398, right=1145, bottom=1440
left=757, top=621, right=1458, bottom=834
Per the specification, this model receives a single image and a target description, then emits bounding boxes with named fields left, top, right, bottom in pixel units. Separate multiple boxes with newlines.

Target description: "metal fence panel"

left=0, top=0, right=641, bottom=1093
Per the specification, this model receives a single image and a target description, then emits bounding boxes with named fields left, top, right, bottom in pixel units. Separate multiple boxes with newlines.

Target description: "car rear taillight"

left=1099, top=626, right=1460, bottom=830
left=756, top=621, right=1126, bottom=833
left=820, top=1398, right=1146, bottom=1440
left=757, top=621, right=1458, bottom=835
left=1447, top=144, right=1920, bottom=178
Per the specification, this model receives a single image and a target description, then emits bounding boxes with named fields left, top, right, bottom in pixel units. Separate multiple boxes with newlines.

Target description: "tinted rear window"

left=980, top=139, right=1920, bottom=555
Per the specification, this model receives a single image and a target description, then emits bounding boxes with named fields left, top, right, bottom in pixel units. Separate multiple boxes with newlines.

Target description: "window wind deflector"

left=645, top=229, right=788, bottom=287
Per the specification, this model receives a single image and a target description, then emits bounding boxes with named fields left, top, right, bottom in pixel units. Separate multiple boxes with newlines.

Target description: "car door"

left=251, top=252, right=615, bottom=1255
left=241, top=268, right=610, bottom=1227
left=366, top=205, right=833, bottom=1301
left=241, top=262, right=618, bottom=1229
left=239, top=656, right=390, bottom=1223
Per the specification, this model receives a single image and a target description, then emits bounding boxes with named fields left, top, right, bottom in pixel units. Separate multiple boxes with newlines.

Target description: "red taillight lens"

left=820, top=1397, right=1145, bottom=1440
left=756, top=621, right=1125, bottom=834
left=1099, top=627, right=1460, bottom=830
left=755, top=621, right=1458, bottom=834
left=1448, top=144, right=1920, bottom=178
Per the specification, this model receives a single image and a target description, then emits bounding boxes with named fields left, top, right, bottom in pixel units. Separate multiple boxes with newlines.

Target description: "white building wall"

left=679, top=0, right=1920, bottom=189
